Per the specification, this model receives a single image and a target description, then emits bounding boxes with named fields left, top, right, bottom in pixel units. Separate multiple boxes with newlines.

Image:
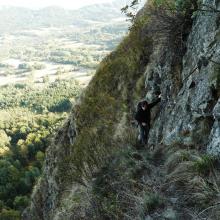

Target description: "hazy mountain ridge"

left=0, top=0, right=128, bottom=33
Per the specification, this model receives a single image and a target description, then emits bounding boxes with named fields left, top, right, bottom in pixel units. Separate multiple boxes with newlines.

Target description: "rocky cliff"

left=23, top=0, right=220, bottom=219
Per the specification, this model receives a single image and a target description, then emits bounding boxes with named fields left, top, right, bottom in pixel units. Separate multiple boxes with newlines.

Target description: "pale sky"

left=0, top=0, right=118, bottom=9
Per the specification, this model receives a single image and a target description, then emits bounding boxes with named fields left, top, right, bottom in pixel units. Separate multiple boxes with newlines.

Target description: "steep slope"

left=23, top=0, right=220, bottom=219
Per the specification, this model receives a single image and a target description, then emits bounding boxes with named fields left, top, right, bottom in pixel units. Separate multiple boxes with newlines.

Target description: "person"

left=135, top=95, right=161, bottom=145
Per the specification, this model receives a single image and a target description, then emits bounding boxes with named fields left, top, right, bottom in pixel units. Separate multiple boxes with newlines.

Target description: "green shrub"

left=193, top=155, right=216, bottom=174
left=151, top=0, right=198, bottom=12
left=175, top=0, right=198, bottom=12
left=13, top=196, right=29, bottom=212
left=143, top=193, right=164, bottom=213
left=0, top=209, right=20, bottom=220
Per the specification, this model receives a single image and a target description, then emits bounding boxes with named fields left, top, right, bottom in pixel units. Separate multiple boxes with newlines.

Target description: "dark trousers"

left=139, top=124, right=150, bottom=144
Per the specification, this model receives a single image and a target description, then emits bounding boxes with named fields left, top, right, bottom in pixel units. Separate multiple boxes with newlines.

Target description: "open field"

left=0, top=19, right=128, bottom=87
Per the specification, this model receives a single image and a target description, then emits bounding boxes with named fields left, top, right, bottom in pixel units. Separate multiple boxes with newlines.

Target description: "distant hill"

left=0, top=0, right=128, bottom=33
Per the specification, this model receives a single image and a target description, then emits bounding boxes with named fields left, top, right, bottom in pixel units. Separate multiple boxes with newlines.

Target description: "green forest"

left=0, top=79, right=81, bottom=218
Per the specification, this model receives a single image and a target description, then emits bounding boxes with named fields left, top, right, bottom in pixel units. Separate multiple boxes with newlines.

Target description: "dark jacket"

left=135, top=98, right=161, bottom=125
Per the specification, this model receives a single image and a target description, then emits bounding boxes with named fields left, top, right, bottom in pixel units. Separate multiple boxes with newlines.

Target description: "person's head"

left=141, top=101, right=148, bottom=110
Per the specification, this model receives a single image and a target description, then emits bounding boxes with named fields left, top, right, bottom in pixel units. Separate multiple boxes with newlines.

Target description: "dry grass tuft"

left=165, top=150, right=220, bottom=213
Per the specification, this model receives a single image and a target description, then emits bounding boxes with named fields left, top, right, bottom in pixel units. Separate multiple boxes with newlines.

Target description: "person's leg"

left=143, top=124, right=150, bottom=144
left=139, top=125, right=145, bottom=144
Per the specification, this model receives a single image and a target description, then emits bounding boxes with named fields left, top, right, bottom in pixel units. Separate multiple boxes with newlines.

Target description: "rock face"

left=23, top=0, right=220, bottom=219
left=147, top=0, right=220, bottom=154
left=22, top=118, right=77, bottom=220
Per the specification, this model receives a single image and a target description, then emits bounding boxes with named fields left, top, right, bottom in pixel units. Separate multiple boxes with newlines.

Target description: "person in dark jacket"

left=135, top=95, right=161, bottom=144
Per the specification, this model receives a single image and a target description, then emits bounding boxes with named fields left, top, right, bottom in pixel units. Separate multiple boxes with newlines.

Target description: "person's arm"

left=148, top=97, right=161, bottom=109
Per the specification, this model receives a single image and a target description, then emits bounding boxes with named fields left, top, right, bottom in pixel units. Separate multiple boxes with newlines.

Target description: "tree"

left=49, top=98, right=72, bottom=112
left=36, top=151, right=45, bottom=164
left=121, top=0, right=140, bottom=22
left=0, top=200, right=4, bottom=211
left=0, top=160, right=20, bottom=203
left=0, top=130, right=11, bottom=156
left=43, top=75, right=49, bottom=83
left=0, top=130, right=11, bottom=148
left=13, top=196, right=29, bottom=212
left=0, top=209, right=20, bottom=220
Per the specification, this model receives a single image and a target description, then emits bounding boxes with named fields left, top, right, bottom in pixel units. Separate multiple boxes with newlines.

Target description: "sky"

left=0, top=0, right=117, bottom=9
